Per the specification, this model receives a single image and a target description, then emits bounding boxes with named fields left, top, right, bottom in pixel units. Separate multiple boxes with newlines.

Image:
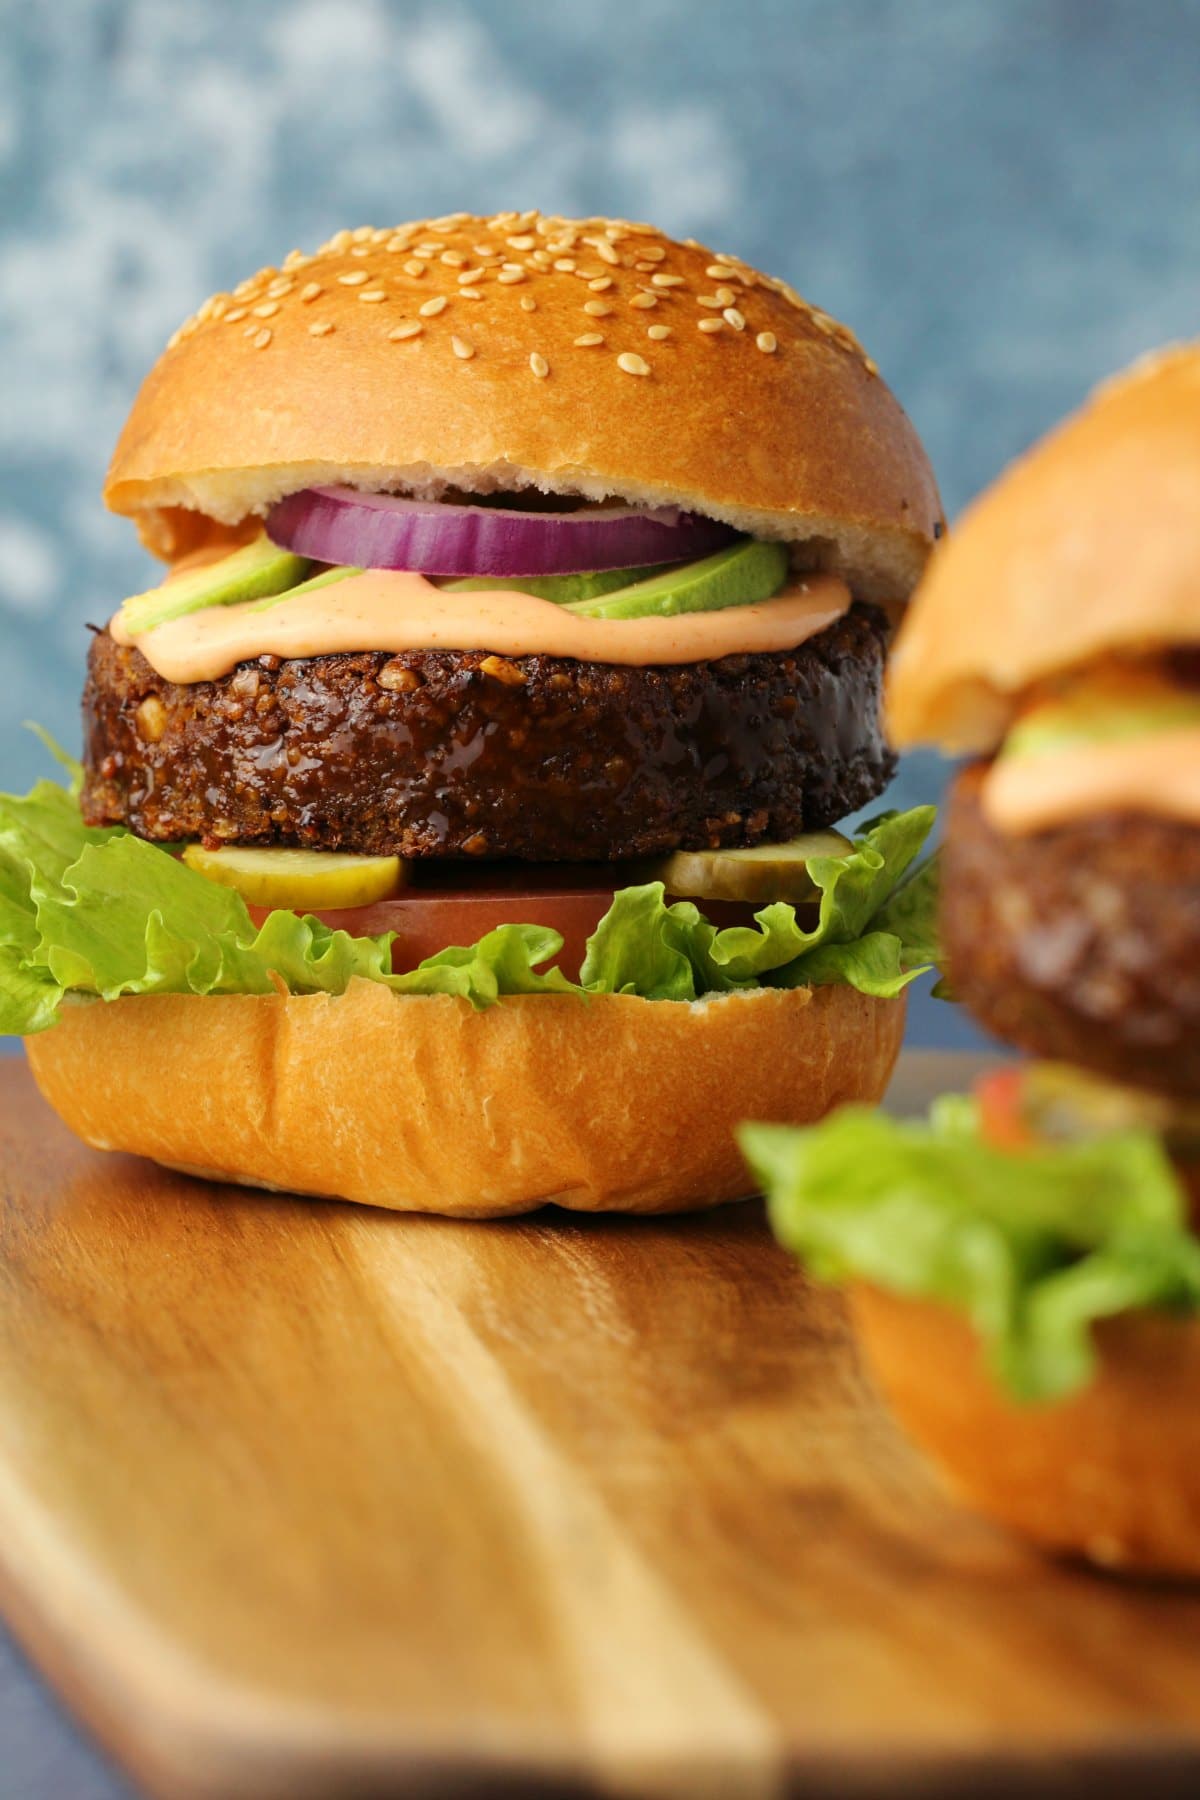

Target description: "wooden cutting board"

left=3, top=1052, right=1200, bottom=1800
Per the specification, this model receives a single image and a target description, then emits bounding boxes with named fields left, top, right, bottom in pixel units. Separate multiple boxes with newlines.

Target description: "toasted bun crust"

left=104, top=213, right=941, bottom=603
left=27, top=980, right=904, bottom=1218
left=852, top=1284, right=1200, bottom=1576
left=888, top=344, right=1200, bottom=750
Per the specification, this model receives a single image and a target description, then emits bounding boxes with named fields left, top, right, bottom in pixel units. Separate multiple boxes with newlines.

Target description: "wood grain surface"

left=3, top=1052, right=1200, bottom=1800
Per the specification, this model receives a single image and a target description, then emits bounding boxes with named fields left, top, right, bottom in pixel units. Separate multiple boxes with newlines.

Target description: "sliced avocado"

left=1004, top=674, right=1200, bottom=759
left=182, top=843, right=404, bottom=911
left=119, top=533, right=311, bottom=636
left=437, top=566, right=669, bottom=604
left=565, top=538, right=789, bottom=620
left=249, top=562, right=363, bottom=612
left=646, top=831, right=851, bottom=905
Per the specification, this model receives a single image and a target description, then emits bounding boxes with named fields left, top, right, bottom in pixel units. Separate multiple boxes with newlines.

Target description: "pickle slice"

left=182, top=844, right=405, bottom=911
left=647, top=831, right=851, bottom=904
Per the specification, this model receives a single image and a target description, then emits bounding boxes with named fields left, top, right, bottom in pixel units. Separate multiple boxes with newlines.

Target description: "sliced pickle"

left=646, top=831, right=851, bottom=905
left=1021, top=1062, right=1200, bottom=1157
left=182, top=844, right=405, bottom=911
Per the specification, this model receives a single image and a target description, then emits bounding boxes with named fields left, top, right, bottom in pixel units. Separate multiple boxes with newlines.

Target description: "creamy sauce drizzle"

left=111, top=568, right=852, bottom=684
left=983, top=727, right=1200, bottom=833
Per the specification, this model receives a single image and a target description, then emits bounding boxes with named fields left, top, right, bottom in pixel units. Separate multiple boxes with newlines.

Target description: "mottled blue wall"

left=2, top=0, right=1199, bottom=1046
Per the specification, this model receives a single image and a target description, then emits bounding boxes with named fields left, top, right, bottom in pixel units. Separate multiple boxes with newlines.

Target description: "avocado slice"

left=1003, top=675, right=1200, bottom=759
left=565, top=538, right=789, bottom=620
left=120, top=533, right=311, bottom=635
left=437, top=566, right=669, bottom=604
left=249, top=562, right=363, bottom=612
left=646, top=831, right=852, bottom=904
left=182, top=843, right=404, bottom=910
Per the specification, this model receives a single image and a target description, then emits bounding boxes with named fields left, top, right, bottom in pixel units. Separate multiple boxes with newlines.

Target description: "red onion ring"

left=266, top=486, right=736, bottom=577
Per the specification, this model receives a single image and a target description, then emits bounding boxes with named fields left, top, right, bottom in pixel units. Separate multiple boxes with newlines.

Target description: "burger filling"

left=0, top=492, right=937, bottom=1035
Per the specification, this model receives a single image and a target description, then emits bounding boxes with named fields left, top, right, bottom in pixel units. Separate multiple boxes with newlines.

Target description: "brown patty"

left=80, top=604, right=896, bottom=862
left=943, top=764, right=1200, bottom=1099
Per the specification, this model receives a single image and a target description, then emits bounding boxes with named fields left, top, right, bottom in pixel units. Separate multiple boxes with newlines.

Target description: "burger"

left=1, top=211, right=941, bottom=1217
left=742, top=345, right=1200, bottom=1572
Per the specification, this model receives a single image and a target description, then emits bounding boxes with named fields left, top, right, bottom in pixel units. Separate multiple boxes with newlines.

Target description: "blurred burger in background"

left=0, top=212, right=941, bottom=1217
left=744, top=346, right=1200, bottom=1574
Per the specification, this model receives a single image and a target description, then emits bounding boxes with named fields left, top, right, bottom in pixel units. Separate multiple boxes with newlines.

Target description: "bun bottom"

left=852, top=1285, right=1200, bottom=1576
left=27, top=979, right=904, bottom=1218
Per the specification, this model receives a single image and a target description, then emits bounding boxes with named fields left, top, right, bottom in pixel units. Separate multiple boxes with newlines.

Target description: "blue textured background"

left=1, top=5, right=1200, bottom=1792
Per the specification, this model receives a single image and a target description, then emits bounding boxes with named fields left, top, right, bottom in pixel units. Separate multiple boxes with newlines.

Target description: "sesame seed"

left=697, top=294, right=723, bottom=309
left=707, top=264, right=737, bottom=281
left=865, top=356, right=879, bottom=376
left=460, top=287, right=483, bottom=300
left=349, top=245, right=371, bottom=258
left=698, top=317, right=724, bottom=333
left=617, top=351, right=650, bottom=376
left=496, top=267, right=526, bottom=285
left=723, top=307, right=746, bottom=331
left=338, top=271, right=370, bottom=286
left=529, top=352, right=549, bottom=378
left=440, top=250, right=465, bottom=267
left=388, top=320, right=423, bottom=340
left=630, top=292, right=657, bottom=310
left=451, top=336, right=474, bottom=360
left=251, top=300, right=279, bottom=318
left=756, top=331, right=777, bottom=353
left=242, top=323, right=259, bottom=338
left=529, top=250, right=553, bottom=269
left=640, top=245, right=667, bottom=262
left=553, top=257, right=576, bottom=272
left=647, top=323, right=672, bottom=340
left=309, top=321, right=335, bottom=336
left=385, top=238, right=410, bottom=254
left=223, top=307, right=248, bottom=324
left=473, top=244, right=497, bottom=258
left=574, top=333, right=605, bottom=347
left=634, top=261, right=656, bottom=273
left=715, top=286, right=736, bottom=306
left=651, top=273, right=685, bottom=288
left=234, top=277, right=259, bottom=298
left=352, top=225, right=373, bottom=242
left=282, top=249, right=307, bottom=269
left=583, top=299, right=613, bottom=317
left=358, top=289, right=388, bottom=302
left=519, top=295, right=537, bottom=312
left=507, top=235, right=536, bottom=250
left=266, top=277, right=295, bottom=298
left=299, top=282, right=323, bottom=303
left=587, top=276, right=613, bottom=292
left=403, top=260, right=427, bottom=277
left=253, top=328, right=273, bottom=349
left=419, top=295, right=448, bottom=317
left=457, top=268, right=485, bottom=284
left=593, top=239, right=620, bottom=265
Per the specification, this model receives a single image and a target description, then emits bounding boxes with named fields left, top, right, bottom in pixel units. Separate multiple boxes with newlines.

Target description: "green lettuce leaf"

left=740, top=1101, right=1200, bottom=1403
left=0, top=756, right=940, bottom=1032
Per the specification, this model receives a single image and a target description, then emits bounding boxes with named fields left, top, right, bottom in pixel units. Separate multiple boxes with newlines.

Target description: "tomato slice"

left=249, top=878, right=759, bottom=979
left=974, top=1067, right=1037, bottom=1151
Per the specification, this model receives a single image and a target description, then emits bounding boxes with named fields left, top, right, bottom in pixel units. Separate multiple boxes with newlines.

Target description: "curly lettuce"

left=740, top=1098, right=1200, bottom=1403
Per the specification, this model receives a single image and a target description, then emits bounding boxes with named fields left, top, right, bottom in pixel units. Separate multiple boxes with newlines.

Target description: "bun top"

left=888, top=344, right=1200, bottom=751
left=104, top=212, right=941, bottom=602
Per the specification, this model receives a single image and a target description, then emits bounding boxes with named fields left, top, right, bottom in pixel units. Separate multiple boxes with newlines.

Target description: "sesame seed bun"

left=887, top=344, right=1200, bottom=751
left=26, top=978, right=905, bottom=1219
left=851, top=1283, right=1200, bottom=1576
left=104, top=213, right=942, bottom=604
